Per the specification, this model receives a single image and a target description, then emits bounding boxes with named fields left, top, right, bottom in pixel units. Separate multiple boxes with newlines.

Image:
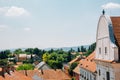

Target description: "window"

left=99, top=69, right=101, bottom=76
left=106, top=72, right=110, bottom=80
left=99, top=48, right=101, bottom=54
left=105, top=47, right=107, bottom=54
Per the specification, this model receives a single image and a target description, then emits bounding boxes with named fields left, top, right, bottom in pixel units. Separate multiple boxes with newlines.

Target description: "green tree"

left=14, top=49, right=24, bottom=54
left=25, top=48, right=34, bottom=54
left=67, top=51, right=72, bottom=62
left=84, top=42, right=96, bottom=57
left=42, top=53, right=49, bottom=62
left=16, top=64, right=34, bottom=70
left=0, top=50, right=11, bottom=59
left=77, top=47, right=80, bottom=52
left=33, top=48, right=39, bottom=54
left=69, top=62, right=78, bottom=76
left=81, top=46, right=86, bottom=52
left=0, top=59, right=8, bottom=66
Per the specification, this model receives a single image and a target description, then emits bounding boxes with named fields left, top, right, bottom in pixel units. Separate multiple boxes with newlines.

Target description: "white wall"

left=96, top=64, right=115, bottom=80
left=80, top=68, right=96, bottom=80
left=96, top=15, right=118, bottom=61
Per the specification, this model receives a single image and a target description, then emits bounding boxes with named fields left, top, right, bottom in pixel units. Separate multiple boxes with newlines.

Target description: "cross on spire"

left=102, top=9, right=105, bottom=15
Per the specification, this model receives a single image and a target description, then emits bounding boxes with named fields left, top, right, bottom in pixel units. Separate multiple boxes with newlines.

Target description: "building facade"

left=95, top=10, right=120, bottom=80
left=79, top=11, right=120, bottom=80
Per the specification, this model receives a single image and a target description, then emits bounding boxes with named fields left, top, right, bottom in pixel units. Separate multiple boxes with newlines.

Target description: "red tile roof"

left=69, top=56, right=81, bottom=65
left=0, top=70, right=32, bottom=80
left=0, top=68, right=71, bottom=80
left=111, top=17, right=120, bottom=47
left=73, top=64, right=80, bottom=74
left=19, top=69, right=71, bottom=80
left=80, top=51, right=96, bottom=73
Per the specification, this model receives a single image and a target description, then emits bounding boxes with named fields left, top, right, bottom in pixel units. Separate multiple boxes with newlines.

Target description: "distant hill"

left=44, top=45, right=89, bottom=52
left=0, top=45, right=89, bottom=52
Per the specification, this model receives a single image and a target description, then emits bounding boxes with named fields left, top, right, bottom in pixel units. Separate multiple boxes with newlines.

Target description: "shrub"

left=16, top=64, right=34, bottom=70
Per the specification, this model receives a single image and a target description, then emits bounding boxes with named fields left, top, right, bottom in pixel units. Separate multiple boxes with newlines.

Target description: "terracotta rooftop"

left=110, top=63, right=120, bottom=80
left=19, top=69, right=71, bottom=80
left=111, top=17, right=120, bottom=47
left=73, top=64, right=80, bottom=74
left=0, top=67, right=71, bottom=80
left=69, top=56, right=81, bottom=65
left=80, top=51, right=96, bottom=73
left=0, top=69, right=32, bottom=80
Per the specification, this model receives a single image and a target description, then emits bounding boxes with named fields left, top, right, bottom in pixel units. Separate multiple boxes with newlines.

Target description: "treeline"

left=84, top=42, right=96, bottom=56
left=0, top=50, right=11, bottom=59
left=0, top=42, right=96, bottom=68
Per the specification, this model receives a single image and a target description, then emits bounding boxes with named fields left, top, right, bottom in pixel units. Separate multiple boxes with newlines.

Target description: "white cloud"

left=0, top=7, right=8, bottom=14
left=24, top=27, right=31, bottom=31
left=102, top=2, right=120, bottom=9
left=0, top=6, right=30, bottom=17
left=0, top=25, right=8, bottom=31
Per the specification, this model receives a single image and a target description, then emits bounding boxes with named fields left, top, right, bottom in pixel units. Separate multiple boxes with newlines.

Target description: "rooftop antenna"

left=102, top=9, right=105, bottom=15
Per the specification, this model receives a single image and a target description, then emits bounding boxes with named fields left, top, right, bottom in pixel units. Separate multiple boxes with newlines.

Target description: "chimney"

left=11, top=66, right=14, bottom=72
left=25, top=70, right=27, bottom=76
left=6, top=66, right=11, bottom=75
left=41, top=69, right=44, bottom=74
left=1, top=67, right=6, bottom=77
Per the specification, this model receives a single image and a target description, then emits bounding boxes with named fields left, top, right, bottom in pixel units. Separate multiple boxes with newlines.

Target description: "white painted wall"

left=96, top=15, right=118, bottom=61
left=96, top=64, right=115, bottom=80
left=80, top=68, right=96, bottom=80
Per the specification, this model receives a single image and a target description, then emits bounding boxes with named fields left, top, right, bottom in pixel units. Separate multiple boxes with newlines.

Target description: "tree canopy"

left=16, top=64, right=34, bottom=70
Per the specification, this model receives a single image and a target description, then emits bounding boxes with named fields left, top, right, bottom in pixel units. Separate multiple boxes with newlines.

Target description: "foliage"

left=42, top=52, right=63, bottom=69
left=71, top=77, right=76, bottom=80
left=42, top=49, right=73, bottom=69
left=14, top=49, right=24, bottom=54
left=67, top=51, right=72, bottom=62
left=77, top=47, right=80, bottom=52
left=16, top=64, right=34, bottom=70
left=88, top=42, right=96, bottom=51
left=42, top=52, right=49, bottom=62
left=80, top=46, right=86, bottom=52
left=0, top=59, right=8, bottom=66
left=0, top=50, right=11, bottom=59
left=69, top=62, right=78, bottom=76
left=25, top=48, right=34, bottom=54
left=84, top=42, right=96, bottom=57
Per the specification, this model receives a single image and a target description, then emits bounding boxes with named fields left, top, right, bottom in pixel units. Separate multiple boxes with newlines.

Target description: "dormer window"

left=99, top=48, right=101, bottom=54
left=105, top=47, right=107, bottom=54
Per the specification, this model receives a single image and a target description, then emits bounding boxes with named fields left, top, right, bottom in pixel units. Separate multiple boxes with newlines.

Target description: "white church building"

left=80, top=10, right=120, bottom=80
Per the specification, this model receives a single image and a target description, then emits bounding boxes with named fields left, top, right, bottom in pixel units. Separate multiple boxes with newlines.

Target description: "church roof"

left=111, top=17, right=120, bottom=47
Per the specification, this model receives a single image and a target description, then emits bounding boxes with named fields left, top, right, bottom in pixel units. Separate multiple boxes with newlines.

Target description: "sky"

left=0, top=0, right=120, bottom=49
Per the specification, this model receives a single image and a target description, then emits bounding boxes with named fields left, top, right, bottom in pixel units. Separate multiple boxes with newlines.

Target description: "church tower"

left=95, top=10, right=120, bottom=80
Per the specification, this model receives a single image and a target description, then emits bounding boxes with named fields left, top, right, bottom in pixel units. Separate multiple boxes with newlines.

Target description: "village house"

left=79, top=52, right=96, bottom=80
left=15, top=54, right=36, bottom=62
left=73, top=64, right=80, bottom=80
left=67, top=52, right=85, bottom=80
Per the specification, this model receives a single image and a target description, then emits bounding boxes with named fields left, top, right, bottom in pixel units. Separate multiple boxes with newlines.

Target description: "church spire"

left=102, top=9, right=105, bottom=15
